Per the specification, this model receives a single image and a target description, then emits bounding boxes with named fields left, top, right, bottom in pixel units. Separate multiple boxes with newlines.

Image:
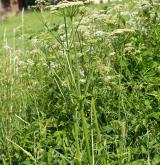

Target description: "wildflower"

left=16, top=60, right=26, bottom=66
left=104, top=76, right=113, bottom=82
left=124, top=43, right=134, bottom=53
left=109, top=52, right=116, bottom=57
left=80, top=79, right=86, bottom=84
left=78, top=25, right=89, bottom=33
left=26, top=59, right=34, bottom=66
left=120, top=11, right=130, bottom=16
left=58, top=24, right=65, bottom=32
left=80, top=69, right=85, bottom=77
left=110, top=28, right=135, bottom=36
left=83, top=31, right=91, bottom=38
left=50, top=1, right=84, bottom=18
left=93, top=31, right=106, bottom=38
left=81, top=17, right=91, bottom=25
left=31, top=37, right=38, bottom=44
left=49, top=62, right=58, bottom=68
left=55, top=1, right=84, bottom=9
left=52, top=43, right=61, bottom=49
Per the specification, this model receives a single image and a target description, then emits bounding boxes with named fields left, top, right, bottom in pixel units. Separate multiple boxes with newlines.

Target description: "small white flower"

left=58, top=24, right=65, bottom=32
left=31, top=38, right=38, bottom=44
left=109, top=52, right=116, bottom=57
left=80, top=79, right=86, bottom=84
left=80, top=69, right=85, bottom=77
left=83, top=31, right=90, bottom=38
left=78, top=25, right=88, bottom=33
left=26, top=59, right=34, bottom=65
left=50, top=62, right=58, bottom=68
left=94, top=31, right=106, bottom=38
left=121, top=11, right=130, bottom=16
left=104, top=76, right=113, bottom=82
left=16, top=60, right=26, bottom=66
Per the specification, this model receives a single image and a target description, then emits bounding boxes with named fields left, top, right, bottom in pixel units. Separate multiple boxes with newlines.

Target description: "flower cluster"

left=110, top=28, right=135, bottom=36
left=50, top=1, right=84, bottom=11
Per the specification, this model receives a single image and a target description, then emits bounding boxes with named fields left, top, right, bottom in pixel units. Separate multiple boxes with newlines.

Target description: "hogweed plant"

left=50, top=1, right=103, bottom=164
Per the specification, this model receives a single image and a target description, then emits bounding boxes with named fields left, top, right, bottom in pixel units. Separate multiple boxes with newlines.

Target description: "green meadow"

left=0, top=0, right=160, bottom=164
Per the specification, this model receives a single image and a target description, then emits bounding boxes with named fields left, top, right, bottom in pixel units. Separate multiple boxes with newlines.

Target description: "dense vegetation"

left=0, top=0, right=160, bottom=164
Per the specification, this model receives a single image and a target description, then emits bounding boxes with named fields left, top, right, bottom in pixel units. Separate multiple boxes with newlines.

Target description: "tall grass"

left=0, top=0, right=160, bottom=164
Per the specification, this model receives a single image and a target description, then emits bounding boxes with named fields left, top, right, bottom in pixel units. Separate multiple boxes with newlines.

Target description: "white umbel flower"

left=110, top=28, right=135, bottom=36
left=50, top=1, right=84, bottom=12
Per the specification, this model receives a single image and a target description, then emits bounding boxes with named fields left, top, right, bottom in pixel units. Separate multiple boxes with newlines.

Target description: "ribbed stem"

left=81, top=104, right=92, bottom=165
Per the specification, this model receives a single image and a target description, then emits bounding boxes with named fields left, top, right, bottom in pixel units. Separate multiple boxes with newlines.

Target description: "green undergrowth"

left=0, top=0, right=160, bottom=164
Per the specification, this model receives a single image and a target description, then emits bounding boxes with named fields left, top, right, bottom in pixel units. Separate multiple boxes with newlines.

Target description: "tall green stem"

left=91, top=97, right=106, bottom=165
left=81, top=104, right=92, bottom=165
left=74, top=109, right=82, bottom=165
